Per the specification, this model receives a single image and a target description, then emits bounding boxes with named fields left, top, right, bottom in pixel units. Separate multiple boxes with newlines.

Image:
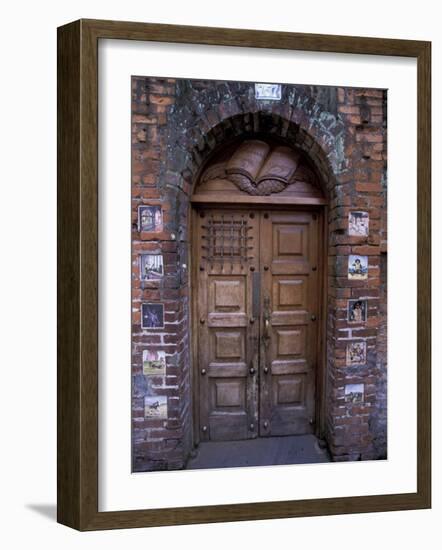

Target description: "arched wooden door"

left=191, top=139, right=326, bottom=442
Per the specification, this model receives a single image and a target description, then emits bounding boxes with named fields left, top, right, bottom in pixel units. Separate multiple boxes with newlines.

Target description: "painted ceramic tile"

left=141, top=303, right=164, bottom=329
left=348, top=211, right=369, bottom=236
left=348, top=299, right=368, bottom=323
left=144, top=395, right=167, bottom=419
left=346, top=341, right=367, bottom=365
left=255, top=83, right=282, bottom=100
left=138, top=205, right=163, bottom=232
left=143, top=350, right=166, bottom=375
left=345, top=383, right=364, bottom=403
left=348, top=254, right=368, bottom=280
left=140, top=253, right=164, bottom=280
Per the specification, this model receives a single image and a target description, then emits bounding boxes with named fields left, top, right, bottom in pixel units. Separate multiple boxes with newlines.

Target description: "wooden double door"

left=195, top=207, right=321, bottom=442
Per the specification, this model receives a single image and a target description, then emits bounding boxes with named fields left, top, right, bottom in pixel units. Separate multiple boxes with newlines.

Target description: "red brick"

left=351, top=245, right=381, bottom=255
left=338, top=105, right=360, bottom=115
left=355, top=182, right=382, bottom=193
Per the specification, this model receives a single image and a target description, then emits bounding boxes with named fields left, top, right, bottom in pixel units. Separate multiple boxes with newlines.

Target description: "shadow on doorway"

left=186, top=434, right=330, bottom=470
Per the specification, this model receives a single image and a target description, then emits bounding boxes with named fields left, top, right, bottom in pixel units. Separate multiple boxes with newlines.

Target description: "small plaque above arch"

left=192, top=138, right=327, bottom=206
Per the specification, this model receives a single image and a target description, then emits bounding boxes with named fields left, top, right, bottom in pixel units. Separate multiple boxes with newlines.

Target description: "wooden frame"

left=189, top=199, right=327, bottom=448
left=57, top=18, right=431, bottom=530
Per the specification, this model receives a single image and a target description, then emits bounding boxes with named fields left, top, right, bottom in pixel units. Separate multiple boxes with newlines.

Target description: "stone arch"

left=162, top=81, right=351, bottom=206
left=188, top=115, right=342, bottom=197
left=169, top=109, right=344, bottom=450
left=158, top=91, right=350, bottom=454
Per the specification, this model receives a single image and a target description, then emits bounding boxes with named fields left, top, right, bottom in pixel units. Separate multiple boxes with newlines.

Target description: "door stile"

left=259, top=212, right=273, bottom=436
left=247, top=263, right=259, bottom=438
left=196, top=212, right=210, bottom=441
left=190, top=208, right=200, bottom=447
left=316, top=207, right=328, bottom=439
left=306, top=212, right=320, bottom=431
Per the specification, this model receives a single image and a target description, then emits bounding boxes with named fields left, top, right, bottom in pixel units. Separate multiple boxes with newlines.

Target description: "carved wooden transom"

left=197, top=139, right=322, bottom=197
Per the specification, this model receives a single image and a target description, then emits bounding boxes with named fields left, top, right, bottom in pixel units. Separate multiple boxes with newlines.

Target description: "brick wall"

left=326, top=87, right=388, bottom=461
left=131, top=78, right=191, bottom=471
left=131, top=76, right=388, bottom=470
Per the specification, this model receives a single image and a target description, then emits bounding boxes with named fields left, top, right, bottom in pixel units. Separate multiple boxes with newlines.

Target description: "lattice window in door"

left=201, top=213, right=254, bottom=269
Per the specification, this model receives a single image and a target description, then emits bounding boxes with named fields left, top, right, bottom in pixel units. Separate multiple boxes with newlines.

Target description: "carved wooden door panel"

left=259, top=211, right=319, bottom=436
left=195, top=208, right=320, bottom=441
left=196, top=209, right=260, bottom=441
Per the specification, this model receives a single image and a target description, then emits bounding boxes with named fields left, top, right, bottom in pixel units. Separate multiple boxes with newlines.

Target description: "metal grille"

left=201, top=213, right=253, bottom=269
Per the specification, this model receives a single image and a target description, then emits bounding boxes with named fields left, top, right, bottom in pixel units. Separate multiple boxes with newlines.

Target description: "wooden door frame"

left=189, top=199, right=329, bottom=450
left=316, top=205, right=328, bottom=441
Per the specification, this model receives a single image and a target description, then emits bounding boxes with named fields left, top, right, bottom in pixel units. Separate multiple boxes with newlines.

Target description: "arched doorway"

left=191, top=137, right=328, bottom=446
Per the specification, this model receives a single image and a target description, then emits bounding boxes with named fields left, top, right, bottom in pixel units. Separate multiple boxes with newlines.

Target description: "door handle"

left=264, top=318, right=270, bottom=339
left=262, top=295, right=271, bottom=347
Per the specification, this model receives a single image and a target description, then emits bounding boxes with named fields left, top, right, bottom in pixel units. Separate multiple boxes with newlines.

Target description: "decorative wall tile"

left=144, top=395, right=167, bottom=419
left=345, top=384, right=364, bottom=403
left=140, top=253, right=164, bottom=280
left=141, top=303, right=164, bottom=329
left=346, top=341, right=367, bottom=366
left=143, top=350, right=166, bottom=375
left=348, top=299, right=368, bottom=323
left=348, top=211, right=369, bottom=236
left=138, top=205, right=163, bottom=232
left=348, top=255, right=368, bottom=280
left=255, top=83, right=282, bottom=100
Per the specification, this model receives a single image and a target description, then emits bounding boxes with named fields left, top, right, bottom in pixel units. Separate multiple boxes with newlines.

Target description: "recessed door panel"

left=276, top=327, right=307, bottom=357
left=274, top=277, right=306, bottom=308
left=275, top=375, right=305, bottom=405
left=271, top=214, right=312, bottom=275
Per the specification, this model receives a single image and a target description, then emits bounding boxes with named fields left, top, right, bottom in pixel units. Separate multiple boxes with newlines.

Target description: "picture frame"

left=57, top=19, right=431, bottom=530
left=139, top=253, right=164, bottom=281
left=141, top=302, right=165, bottom=329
